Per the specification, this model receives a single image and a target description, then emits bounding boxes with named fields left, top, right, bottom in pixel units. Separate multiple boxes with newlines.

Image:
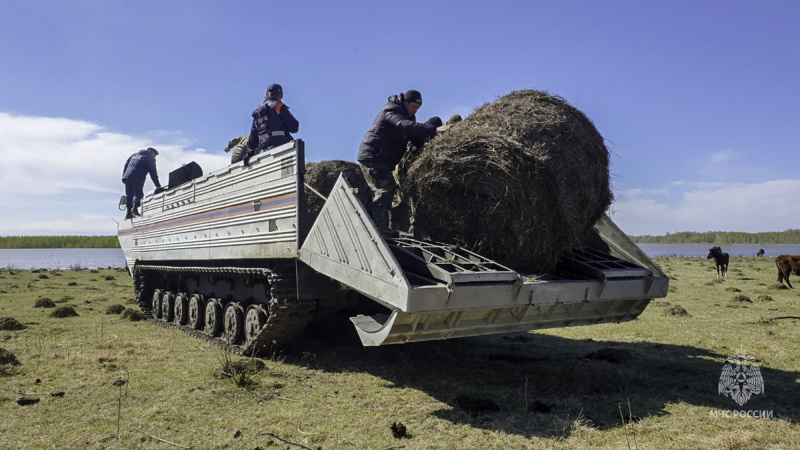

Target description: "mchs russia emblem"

left=718, top=353, right=764, bottom=406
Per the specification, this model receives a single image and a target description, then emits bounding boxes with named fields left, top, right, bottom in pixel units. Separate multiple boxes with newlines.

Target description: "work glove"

left=242, top=149, right=255, bottom=167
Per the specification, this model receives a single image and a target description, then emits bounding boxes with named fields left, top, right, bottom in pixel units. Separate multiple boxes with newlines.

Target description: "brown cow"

left=757, top=248, right=765, bottom=257
left=775, top=255, right=800, bottom=289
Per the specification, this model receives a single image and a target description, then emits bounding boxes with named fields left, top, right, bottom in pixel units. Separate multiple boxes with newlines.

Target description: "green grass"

left=0, top=259, right=798, bottom=449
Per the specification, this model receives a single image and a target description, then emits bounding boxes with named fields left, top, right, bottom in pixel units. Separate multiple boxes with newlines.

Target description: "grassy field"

left=1, top=257, right=799, bottom=449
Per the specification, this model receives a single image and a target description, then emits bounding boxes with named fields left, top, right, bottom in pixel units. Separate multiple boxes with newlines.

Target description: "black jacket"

left=248, top=97, right=300, bottom=151
left=122, top=149, right=160, bottom=188
left=358, top=95, right=436, bottom=166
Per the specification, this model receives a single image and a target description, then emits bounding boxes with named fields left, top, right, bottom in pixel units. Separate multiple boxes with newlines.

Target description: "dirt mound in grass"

left=121, top=308, right=144, bottom=321
left=0, top=348, right=21, bottom=376
left=34, top=298, right=56, bottom=308
left=105, top=304, right=126, bottom=315
left=0, top=317, right=26, bottom=331
left=730, top=294, right=753, bottom=303
left=49, top=306, right=78, bottom=318
left=0, top=348, right=20, bottom=366
left=663, top=304, right=691, bottom=317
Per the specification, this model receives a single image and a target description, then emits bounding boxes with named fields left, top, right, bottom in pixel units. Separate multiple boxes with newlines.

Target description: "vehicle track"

left=133, top=264, right=315, bottom=355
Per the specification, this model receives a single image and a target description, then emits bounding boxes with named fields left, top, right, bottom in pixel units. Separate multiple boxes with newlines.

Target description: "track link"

left=133, top=264, right=315, bottom=355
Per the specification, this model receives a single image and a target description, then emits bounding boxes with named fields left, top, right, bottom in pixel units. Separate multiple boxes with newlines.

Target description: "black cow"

left=757, top=248, right=765, bottom=257
left=707, top=246, right=729, bottom=279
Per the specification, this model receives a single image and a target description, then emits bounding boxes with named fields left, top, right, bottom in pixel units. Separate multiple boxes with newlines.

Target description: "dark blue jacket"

left=248, top=97, right=300, bottom=151
left=122, top=149, right=161, bottom=187
left=358, top=95, right=437, bottom=166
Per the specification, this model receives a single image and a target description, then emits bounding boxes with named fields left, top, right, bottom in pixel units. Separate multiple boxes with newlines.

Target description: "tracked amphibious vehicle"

left=117, top=140, right=668, bottom=353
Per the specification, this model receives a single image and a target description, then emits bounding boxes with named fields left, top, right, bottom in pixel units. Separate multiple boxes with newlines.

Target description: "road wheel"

left=205, top=299, right=223, bottom=337
left=224, top=302, right=245, bottom=345
left=152, top=289, right=162, bottom=319
left=161, top=291, right=175, bottom=322
left=188, top=294, right=205, bottom=330
left=174, top=293, right=189, bottom=325
left=244, top=305, right=267, bottom=347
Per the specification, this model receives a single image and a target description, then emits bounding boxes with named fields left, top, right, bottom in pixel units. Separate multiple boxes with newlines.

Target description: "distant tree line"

left=0, top=236, right=120, bottom=248
left=631, top=229, right=800, bottom=244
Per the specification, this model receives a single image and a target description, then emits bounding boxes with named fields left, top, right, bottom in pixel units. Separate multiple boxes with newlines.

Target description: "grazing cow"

left=707, top=246, right=729, bottom=279
left=775, top=255, right=800, bottom=289
left=757, top=248, right=765, bottom=257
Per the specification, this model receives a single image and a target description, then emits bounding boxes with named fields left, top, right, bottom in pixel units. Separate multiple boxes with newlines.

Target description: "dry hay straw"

left=304, top=160, right=369, bottom=224
left=402, top=89, right=612, bottom=273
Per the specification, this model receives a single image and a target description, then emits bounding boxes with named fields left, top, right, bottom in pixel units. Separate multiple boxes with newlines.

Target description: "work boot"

left=132, top=207, right=141, bottom=217
left=124, top=211, right=134, bottom=220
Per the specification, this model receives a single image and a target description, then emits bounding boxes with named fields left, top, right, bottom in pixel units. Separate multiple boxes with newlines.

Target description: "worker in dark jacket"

left=244, top=83, right=299, bottom=165
left=121, top=147, right=161, bottom=220
left=358, top=90, right=437, bottom=234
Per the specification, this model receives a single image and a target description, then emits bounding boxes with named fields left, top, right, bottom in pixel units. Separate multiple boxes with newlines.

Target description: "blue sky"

left=0, top=0, right=798, bottom=236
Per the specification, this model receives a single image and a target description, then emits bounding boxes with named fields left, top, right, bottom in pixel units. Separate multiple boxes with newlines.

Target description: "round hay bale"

left=304, top=160, right=369, bottom=224
left=402, top=89, right=612, bottom=273
left=34, top=298, right=56, bottom=308
left=0, top=317, right=26, bottom=331
left=49, top=306, right=78, bottom=318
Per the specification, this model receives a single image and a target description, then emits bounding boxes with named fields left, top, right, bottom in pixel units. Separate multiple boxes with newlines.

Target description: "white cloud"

left=0, top=112, right=229, bottom=235
left=1, top=112, right=794, bottom=238
left=611, top=179, right=800, bottom=235
left=709, top=149, right=733, bottom=164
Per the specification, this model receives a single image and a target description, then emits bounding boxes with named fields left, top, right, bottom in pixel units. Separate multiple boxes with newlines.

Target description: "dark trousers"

left=359, top=160, right=397, bottom=230
left=359, top=161, right=397, bottom=209
left=124, top=180, right=144, bottom=212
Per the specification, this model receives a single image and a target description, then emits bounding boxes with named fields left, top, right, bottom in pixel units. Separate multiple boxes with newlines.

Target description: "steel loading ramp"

left=298, top=176, right=668, bottom=346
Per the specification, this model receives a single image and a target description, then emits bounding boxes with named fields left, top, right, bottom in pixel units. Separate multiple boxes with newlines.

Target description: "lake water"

left=1, top=244, right=799, bottom=270
left=0, top=248, right=126, bottom=269
left=636, top=243, right=800, bottom=258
